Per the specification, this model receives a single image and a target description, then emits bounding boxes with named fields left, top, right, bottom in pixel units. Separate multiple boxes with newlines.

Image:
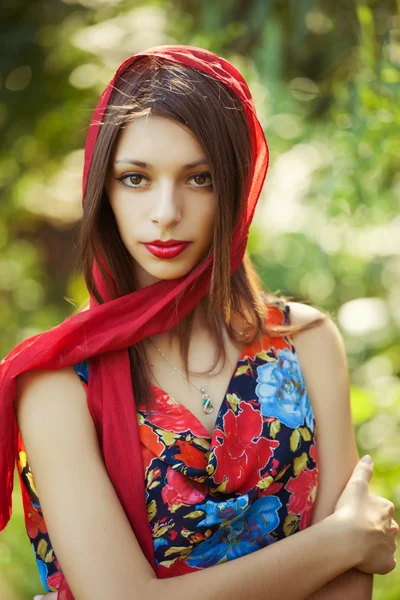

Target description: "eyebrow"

left=114, top=158, right=209, bottom=169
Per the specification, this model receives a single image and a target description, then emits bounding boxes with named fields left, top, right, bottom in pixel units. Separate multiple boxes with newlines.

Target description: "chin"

left=135, top=261, right=197, bottom=287
left=150, top=264, right=195, bottom=280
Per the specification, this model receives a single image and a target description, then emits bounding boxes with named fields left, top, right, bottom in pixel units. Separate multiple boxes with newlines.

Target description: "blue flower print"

left=255, top=348, right=314, bottom=431
left=304, top=396, right=314, bottom=432
left=35, top=553, right=52, bottom=592
left=74, top=359, right=89, bottom=383
left=154, top=536, right=169, bottom=552
left=186, top=496, right=281, bottom=568
left=196, top=495, right=249, bottom=527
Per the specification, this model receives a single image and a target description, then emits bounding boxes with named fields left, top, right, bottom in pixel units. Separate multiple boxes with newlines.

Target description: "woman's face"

left=106, top=115, right=216, bottom=288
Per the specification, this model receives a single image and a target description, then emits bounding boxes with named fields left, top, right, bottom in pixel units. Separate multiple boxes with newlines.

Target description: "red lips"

left=143, top=240, right=191, bottom=259
left=148, top=239, right=188, bottom=247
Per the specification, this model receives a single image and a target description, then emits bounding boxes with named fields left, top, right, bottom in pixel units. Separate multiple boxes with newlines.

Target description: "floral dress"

left=16, top=301, right=318, bottom=590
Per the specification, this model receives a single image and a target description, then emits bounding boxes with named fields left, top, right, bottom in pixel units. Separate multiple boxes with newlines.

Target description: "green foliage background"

left=0, top=0, right=399, bottom=598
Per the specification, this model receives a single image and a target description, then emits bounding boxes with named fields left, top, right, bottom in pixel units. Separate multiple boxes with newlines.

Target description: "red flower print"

left=25, top=506, right=47, bottom=539
left=310, top=442, right=317, bottom=465
left=213, top=402, right=279, bottom=494
left=271, top=458, right=280, bottom=470
left=161, top=467, right=206, bottom=512
left=139, top=423, right=165, bottom=456
left=286, top=467, right=318, bottom=528
left=157, top=559, right=198, bottom=579
left=174, top=439, right=208, bottom=469
left=141, top=446, right=157, bottom=473
left=147, top=390, right=208, bottom=438
left=260, top=481, right=284, bottom=497
left=48, top=570, right=64, bottom=591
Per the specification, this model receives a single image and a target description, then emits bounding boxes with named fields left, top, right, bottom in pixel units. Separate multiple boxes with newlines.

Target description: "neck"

left=148, top=305, right=213, bottom=352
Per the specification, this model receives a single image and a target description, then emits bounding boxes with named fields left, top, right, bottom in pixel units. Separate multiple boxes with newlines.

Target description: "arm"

left=288, top=302, right=373, bottom=600
left=15, top=367, right=372, bottom=600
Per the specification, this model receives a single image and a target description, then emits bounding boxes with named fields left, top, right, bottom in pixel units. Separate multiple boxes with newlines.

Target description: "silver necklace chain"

left=148, top=338, right=216, bottom=414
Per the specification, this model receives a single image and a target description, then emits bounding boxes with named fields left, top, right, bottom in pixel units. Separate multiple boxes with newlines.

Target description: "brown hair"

left=78, top=56, right=327, bottom=406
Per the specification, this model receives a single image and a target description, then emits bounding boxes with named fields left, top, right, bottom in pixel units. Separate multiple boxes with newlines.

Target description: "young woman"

left=0, top=46, right=397, bottom=600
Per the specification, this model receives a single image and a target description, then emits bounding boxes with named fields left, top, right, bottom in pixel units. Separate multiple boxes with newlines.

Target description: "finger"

left=387, top=502, right=395, bottom=517
left=388, top=519, right=399, bottom=535
left=351, top=456, right=374, bottom=483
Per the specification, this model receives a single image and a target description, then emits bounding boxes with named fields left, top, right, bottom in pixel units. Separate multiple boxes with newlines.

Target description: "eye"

left=118, top=173, right=149, bottom=188
left=187, top=172, right=213, bottom=188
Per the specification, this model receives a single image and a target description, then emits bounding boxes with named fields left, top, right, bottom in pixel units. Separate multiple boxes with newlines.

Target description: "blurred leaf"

left=351, top=386, right=378, bottom=425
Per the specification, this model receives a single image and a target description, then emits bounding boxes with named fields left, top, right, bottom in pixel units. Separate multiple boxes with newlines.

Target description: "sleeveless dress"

left=16, top=301, right=318, bottom=591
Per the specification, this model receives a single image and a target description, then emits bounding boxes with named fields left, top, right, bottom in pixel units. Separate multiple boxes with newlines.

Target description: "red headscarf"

left=0, top=45, right=268, bottom=598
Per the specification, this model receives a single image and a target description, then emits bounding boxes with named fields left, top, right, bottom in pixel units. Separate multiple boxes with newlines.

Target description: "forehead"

left=112, top=115, right=206, bottom=165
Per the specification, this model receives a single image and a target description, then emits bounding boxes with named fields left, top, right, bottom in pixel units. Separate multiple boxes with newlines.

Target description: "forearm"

left=305, top=569, right=373, bottom=600
left=149, top=515, right=357, bottom=600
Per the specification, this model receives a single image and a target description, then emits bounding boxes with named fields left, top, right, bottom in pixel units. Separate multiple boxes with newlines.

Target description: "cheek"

left=110, top=208, right=140, bottom=252
left=110, top=203, right=130, bottom=232
left=193, top=195, right=217, bottom=231
left=109, top=192, right=144, bottom=236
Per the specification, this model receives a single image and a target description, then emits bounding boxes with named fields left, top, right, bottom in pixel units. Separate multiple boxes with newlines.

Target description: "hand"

left=333, top=455, right=398, bottom=575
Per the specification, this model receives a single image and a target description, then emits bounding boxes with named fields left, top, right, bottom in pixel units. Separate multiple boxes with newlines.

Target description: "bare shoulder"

left=15, top=365, right=95, bottom=453
left=16, top=364, right=85, bottom=406
left=287, top=301, right=330, bottom=329
left=286, top=301, right=347, bottom=393
left=288, top=302, right=347, bottom=358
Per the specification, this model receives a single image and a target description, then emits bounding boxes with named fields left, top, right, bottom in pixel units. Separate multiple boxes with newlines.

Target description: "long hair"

left=78, top=56, right=326, bottom=406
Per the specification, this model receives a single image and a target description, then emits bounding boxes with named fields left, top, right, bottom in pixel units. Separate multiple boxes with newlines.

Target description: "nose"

left=151, top=179, right=181, bottom=226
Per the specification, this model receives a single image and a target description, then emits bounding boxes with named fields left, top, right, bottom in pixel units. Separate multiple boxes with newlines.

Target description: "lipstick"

left=143, top=241, right=191, bottom=259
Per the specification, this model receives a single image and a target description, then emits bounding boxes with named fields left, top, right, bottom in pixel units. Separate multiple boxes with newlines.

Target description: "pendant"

left=200, top=388, right=214, bottom=414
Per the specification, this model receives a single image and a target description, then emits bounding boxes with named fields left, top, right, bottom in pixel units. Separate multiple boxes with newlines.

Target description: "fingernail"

left=34, top=596, right=43, bottom=600
left=361, top=455, right=373, bottom=464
